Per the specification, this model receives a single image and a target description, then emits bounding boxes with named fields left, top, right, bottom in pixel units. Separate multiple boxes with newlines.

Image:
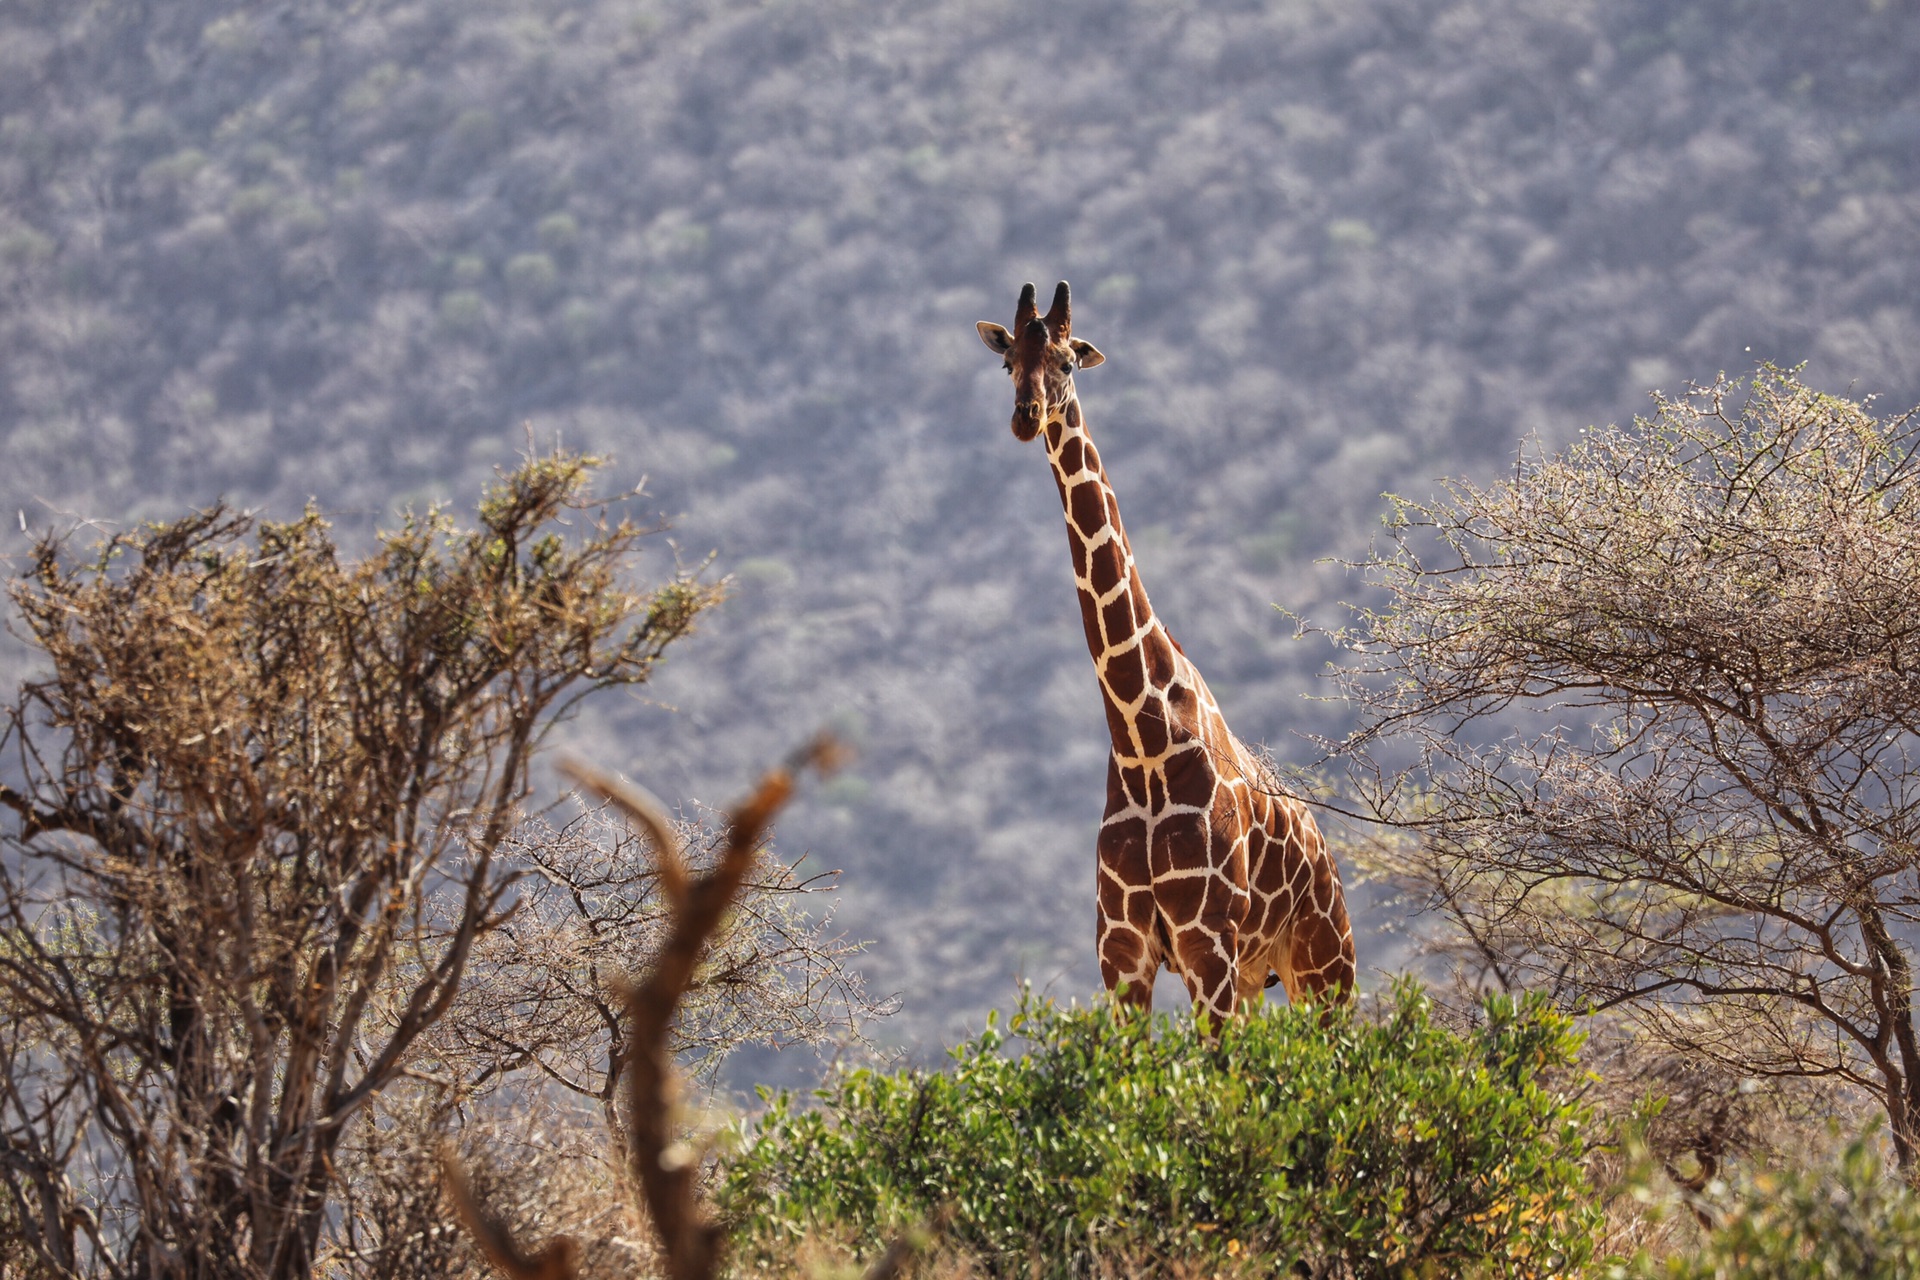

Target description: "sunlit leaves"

left=720, top=981, right=1599, bottom=1278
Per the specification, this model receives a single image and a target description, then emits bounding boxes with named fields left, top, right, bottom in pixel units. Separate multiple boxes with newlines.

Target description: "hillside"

left=3, top=0, right=1918, bottom=1052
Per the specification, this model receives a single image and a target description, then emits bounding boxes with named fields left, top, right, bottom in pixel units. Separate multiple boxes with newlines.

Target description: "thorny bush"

left=0, top=450, right=719, bottom=1278
left=1339, top=368, right=1920, bottom=1171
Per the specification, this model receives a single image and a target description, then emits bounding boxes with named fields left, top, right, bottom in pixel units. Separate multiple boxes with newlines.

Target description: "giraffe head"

left=977, top=281, right=1106, bottom=442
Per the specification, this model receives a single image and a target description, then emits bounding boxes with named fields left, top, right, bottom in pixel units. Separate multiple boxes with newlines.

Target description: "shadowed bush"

left=1621, top=1131, right=1920, bottom=1280
left=719, top=981, right=1601, bottom=1278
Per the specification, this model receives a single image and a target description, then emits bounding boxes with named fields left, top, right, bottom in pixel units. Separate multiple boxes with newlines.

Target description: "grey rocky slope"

left=3, top=0, right=1917, bottom=1051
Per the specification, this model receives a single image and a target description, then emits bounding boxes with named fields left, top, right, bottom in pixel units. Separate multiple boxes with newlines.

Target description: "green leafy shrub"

left=1624, top=1133, right=1920, bottom=1280
left=719, top=982, right=1601, bottom=1277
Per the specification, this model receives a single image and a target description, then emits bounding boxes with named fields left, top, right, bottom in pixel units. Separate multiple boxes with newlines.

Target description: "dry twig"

left=448, top=735, right=847, bottom=1280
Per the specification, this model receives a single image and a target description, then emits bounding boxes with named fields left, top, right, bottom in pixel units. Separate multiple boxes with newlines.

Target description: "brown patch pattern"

left=1032, top=345, right=1356, bottom=1020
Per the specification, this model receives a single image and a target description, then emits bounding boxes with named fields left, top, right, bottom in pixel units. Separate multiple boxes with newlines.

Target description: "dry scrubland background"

left=3, top=0, right=1919, bottom=1062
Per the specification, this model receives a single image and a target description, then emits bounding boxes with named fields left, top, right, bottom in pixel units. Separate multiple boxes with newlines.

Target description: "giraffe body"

left=979, top=282, right=1355, bottom=1020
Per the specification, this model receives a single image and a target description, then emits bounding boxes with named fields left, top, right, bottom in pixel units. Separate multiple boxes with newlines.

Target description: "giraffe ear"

left=1069, top=338, right=1105, bottom=369
left=977, top=321, right=1014, bottom=355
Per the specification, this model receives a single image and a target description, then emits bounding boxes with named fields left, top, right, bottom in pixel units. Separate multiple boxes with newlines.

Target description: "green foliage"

left=720, top=981, right=1601, bottom=1277
left=1622, top=1135, right=1920, bottom=1280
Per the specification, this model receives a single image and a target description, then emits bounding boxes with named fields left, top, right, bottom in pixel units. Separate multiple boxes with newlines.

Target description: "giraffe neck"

left=1044, top=396, right=1187, bottom=764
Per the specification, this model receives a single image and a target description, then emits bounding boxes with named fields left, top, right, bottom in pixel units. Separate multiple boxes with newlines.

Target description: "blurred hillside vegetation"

left=2, top=0, right=1918, bottom=1044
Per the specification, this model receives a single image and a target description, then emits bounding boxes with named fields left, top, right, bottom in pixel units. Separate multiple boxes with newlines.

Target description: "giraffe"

left=977, top=281, right=1356, bottom=1021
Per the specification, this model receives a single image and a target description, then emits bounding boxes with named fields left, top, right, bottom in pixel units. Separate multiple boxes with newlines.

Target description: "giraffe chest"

left=1100, top=732, right=1311, bottom=931
left=1107, top=730, right=1261, bottom=870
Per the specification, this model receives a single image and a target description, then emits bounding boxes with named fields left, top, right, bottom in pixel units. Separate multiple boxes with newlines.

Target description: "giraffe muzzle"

left=1011, top=404, right=1043, bottom=441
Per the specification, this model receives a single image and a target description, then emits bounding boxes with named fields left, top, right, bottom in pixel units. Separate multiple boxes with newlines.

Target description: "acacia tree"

left=322, top=803, right=889, bottom=1279
left=1339, top=369, right=1920, bottom=1167
left=322, top=751, right=889, bottom=1280
left=436, top=803, right=886, bottom=1104
left=0, top=451, right=721, bottom=1277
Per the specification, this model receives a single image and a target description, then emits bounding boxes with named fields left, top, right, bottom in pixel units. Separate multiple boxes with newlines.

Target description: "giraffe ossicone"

left=978, top=280, right=1356, bottom=1021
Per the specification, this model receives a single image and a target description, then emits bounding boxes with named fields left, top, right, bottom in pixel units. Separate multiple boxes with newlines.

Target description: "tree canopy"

left=0, top=451, right=717, bottom=1276
left=1342, top=369, right=1920, bottom=1164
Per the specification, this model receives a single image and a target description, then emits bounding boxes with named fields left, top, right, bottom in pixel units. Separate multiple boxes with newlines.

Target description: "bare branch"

left=441, top=1150, right=581, bottom=1280
left=557, top=757, right=687, bottom=908
left=0, top=449, right=718, bottom=1275
left=446, top=736, right=844, bottom=1280
left=1338, top=369, right=1920, bottom=1167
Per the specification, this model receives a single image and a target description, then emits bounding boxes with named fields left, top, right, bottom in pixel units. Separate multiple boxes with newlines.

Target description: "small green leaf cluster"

left=719, top=980, right=1600, bottom=1277
left=1623, top=1133, right=1920, bottom=1280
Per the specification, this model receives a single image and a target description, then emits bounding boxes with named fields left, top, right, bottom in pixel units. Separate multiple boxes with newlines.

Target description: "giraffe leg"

left=1100, top=926, right=1158, bottom=1013
left=1268, top=932, right=1305, bottom=1004
left=1233, top=942, right=1273, bottom=1012
left=1170, top=917, right=1240, bottom=1024
left=1286, top=863, right=1357, bottom=1003
left=1098, top=891, right=1159, bottom=1014
left=1097, top=804, right=1159, bottom=1015
left=1288, top=920, right=1355, bottom=1002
